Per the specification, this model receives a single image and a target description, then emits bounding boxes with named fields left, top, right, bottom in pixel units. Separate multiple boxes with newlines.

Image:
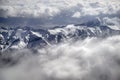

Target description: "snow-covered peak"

left=31, top=31, right=42, bottom=37
left=0, top=22, right=120, bottom=52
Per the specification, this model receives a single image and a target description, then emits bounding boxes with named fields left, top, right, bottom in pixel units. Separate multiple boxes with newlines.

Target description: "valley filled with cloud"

left=0, top=35, right=120, bottom=80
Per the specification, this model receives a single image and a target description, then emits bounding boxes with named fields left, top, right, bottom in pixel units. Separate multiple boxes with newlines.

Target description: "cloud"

left=103, top=17, right=120, bottom=30
left=0, top=0, right=119, bottom=18
left=0, top=0, right=119, bottom=27
left=72, top=12, right=81, bottom=18
left=0, top=35, right=120, bottom=80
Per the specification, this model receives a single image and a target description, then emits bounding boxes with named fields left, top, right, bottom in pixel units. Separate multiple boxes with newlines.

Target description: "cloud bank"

left=0, top=35, right=120, bottom=80
left=0, top=0, right=120, bottom=18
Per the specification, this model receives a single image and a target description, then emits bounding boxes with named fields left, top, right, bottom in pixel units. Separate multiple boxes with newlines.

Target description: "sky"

left=0, top=0, right=120, bottom=27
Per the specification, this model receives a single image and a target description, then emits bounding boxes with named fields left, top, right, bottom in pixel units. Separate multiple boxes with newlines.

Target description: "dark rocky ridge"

left=0, top=20, right=120, bottom=52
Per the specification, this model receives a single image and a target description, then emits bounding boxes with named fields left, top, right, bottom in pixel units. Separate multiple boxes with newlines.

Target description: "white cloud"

left=72, top=12, right=81, bottom=18
left=1, top=35, right=120, bottom=80
left=0, top=0, right=119, bottom=18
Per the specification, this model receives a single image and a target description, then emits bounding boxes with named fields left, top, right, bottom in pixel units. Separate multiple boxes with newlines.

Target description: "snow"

left=31, top=31, right=51, bottom=46
left=108, top=25, right=120, bottom=30
left=48, top=28, right=63, bottom=35
left=88, top=28, right=96, bottom=33
left=0, top=34, right=4, bottom=39
left=31, top=31, right=42, bottom=37
left=11, top=40, right=27, bottom=49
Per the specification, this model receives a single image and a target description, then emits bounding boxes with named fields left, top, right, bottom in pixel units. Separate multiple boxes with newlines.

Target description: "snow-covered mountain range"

left=0, top=20, right=120, bottom=52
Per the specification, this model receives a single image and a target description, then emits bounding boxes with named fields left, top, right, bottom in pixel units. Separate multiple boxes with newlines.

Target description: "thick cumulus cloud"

left=0, top=35, right=120, bottom=80
left=0, top=0, right=120, bottom=18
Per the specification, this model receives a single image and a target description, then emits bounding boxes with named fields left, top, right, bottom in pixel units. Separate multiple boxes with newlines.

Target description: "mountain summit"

left=0, top=20, right=120, bottom=52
